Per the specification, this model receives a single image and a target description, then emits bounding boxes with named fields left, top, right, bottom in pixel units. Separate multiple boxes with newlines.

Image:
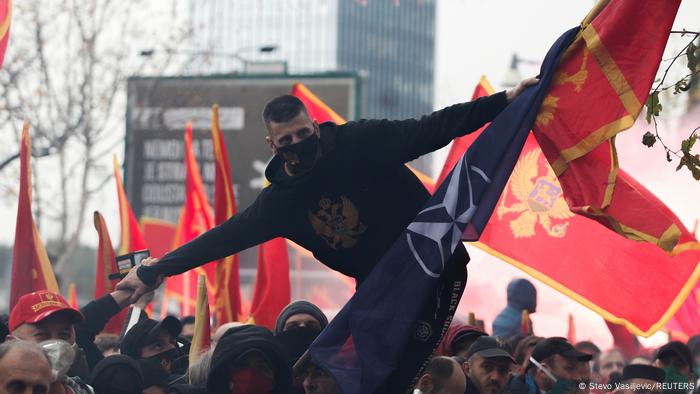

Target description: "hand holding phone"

left=108, top=249, right=150, bottom=280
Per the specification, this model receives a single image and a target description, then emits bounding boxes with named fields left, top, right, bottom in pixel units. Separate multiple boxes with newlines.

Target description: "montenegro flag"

left=10, top=122, right=60, bottom=309
left=532, top=0, right=683, bottom=252
left=166, top=123, right=216, bottom=317
left=249, top=237, right=291, bottom=330
left=93, top=211, right=128, bottom=335
left=441, top=73, right=700, bottom=336
left=474, top=133, right=700, bottom=336
left=0, top=0, right=11, bottom=69
left=113, top=156, right=148, bottom=255
left=189, top=274, right=211, bottom=365
left=210, top=104, right=245, bottom=324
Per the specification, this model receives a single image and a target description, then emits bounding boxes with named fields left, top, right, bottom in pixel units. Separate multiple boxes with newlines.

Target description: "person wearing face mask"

left=119, top=317, right=188, bottom=379
left=274, top=300, right=328, bottom=378
left=274, top=301, right=328, bottom=336
left=7, top=284, right=150, bottom=378
left=207, top=324, right=292, bottom=394
left=7, top=290, right=95, bottom=394
left=507, top=337, right=593, bottom=394
left=653, top=342, right=694, bottom=394
left=118, top=78, right=537, bottom=391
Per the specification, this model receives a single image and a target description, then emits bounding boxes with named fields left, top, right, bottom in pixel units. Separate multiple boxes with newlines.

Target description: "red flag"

left=94, top=211, right=129, bottom=335
left=10, top=122, right=59, bottom=309
left=113, top=156, right=147, bottom=255
left=68, top=283, right=77, bottom=309
left=438, top=76, right=700, bottom=336
left=291, top=82, right=346, bottom=124
left=435, top=13, right=696, bottom=339
left=436, top=76, right=495, bottom=187
left=166, top=123, right=216, bottom=317
left=0, top=0, right=11, bottom=68
left=211, top=104, right=244, bottom=324
left=532, top=0, right=683, bottom=251
left=606, top=321, right=644, bottom=359
left=567, top=314, right=576, bottom=343
left=249, top=237, right=291, bottom=330
left=665, top=287, right=700, bottom=342
left=141, top=218, right=177, bottom=259
left=189, top=275, right=211, bottom=365
left=466, top=132, right=700, bottom=336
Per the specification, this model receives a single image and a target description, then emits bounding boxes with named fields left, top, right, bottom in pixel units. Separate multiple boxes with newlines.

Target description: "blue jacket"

left=492, top=278, right=537, bottom=339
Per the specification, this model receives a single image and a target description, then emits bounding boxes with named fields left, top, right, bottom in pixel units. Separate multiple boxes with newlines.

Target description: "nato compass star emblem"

left=406, top=155, right=491, bottom=278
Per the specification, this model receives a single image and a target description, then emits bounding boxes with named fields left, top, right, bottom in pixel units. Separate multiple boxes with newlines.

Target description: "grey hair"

left=189, top=348, right=214, bottom=385
left=0, top=339, right=51, bottom=364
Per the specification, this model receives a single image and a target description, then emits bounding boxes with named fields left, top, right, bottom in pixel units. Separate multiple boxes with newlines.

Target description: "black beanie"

left=89, top=355, right=144, bottom=394
left=274, top=300, right=328, bottom=335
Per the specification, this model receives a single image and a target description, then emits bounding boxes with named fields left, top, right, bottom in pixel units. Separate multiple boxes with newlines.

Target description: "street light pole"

left=139, top=44, right=281, bottom=73
left=502, top=52, right=539, bottom=88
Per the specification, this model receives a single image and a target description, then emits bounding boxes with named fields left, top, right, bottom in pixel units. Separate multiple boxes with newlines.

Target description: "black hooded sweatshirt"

left=207, top=325, right=291, bottom=394
left=138, top=92, right=508, bottom=285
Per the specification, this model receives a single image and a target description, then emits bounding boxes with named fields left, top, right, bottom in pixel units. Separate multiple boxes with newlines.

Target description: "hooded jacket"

left=207, top=325, right=292, bottom=394
left=492, top=279, right=537, bottom=339
left=89, top=355, right=144, bottom=394
left=138, top=92, right=509, bottom=286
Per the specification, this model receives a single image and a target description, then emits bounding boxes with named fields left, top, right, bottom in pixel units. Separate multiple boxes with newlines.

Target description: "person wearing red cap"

left=7, top=290, right=94, bottom=394
left=8, top=290, right=85, bottom=344
left=7, top=288, right=145, bottom=393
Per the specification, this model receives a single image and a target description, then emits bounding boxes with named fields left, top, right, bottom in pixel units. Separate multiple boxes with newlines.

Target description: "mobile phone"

left=108, top=249, right=150, bottom=280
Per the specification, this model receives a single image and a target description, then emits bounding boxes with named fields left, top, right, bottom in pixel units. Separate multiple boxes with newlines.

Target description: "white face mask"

left=40, top=339, right=76, bottom=382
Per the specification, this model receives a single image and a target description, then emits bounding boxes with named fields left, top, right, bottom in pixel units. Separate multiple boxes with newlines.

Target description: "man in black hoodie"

left=118, top=78, right=535, bottom=297
left=116, top=78, right=535, bottom=388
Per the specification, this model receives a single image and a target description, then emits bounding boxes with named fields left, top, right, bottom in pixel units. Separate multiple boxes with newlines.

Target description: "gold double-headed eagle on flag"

left=497, top=48, right=590, bottom=238
left=497, top=148, right=574, bottom=238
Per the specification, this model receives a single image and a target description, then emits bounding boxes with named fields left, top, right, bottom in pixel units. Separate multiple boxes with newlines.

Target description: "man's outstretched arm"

left=340, top=77, right=539, bottom=164
left=117, top=196, right=280, bottom=302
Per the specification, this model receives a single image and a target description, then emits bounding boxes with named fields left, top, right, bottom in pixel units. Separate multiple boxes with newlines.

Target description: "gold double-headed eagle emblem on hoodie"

left=309, top=196, right=367, bottom=249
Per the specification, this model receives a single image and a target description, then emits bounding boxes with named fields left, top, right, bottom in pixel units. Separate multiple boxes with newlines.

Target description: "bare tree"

left=0, top=0, right=189, bottom=276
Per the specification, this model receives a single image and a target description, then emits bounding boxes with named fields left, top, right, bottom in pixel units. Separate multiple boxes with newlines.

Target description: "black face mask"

left=276, top=133, right=321, bottom=174
left=274, top=326, right=322, bottom=367
left=145, top=347, right=187, bottom=375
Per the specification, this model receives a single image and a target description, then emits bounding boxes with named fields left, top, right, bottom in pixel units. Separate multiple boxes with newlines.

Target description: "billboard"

left=125, top=73, right=360, bottom=225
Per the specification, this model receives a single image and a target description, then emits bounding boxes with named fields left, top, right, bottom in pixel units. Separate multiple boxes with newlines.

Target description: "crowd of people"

left=1, top=283, right=699, bottom=394
left=1, top=72, right=693, bottom=393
